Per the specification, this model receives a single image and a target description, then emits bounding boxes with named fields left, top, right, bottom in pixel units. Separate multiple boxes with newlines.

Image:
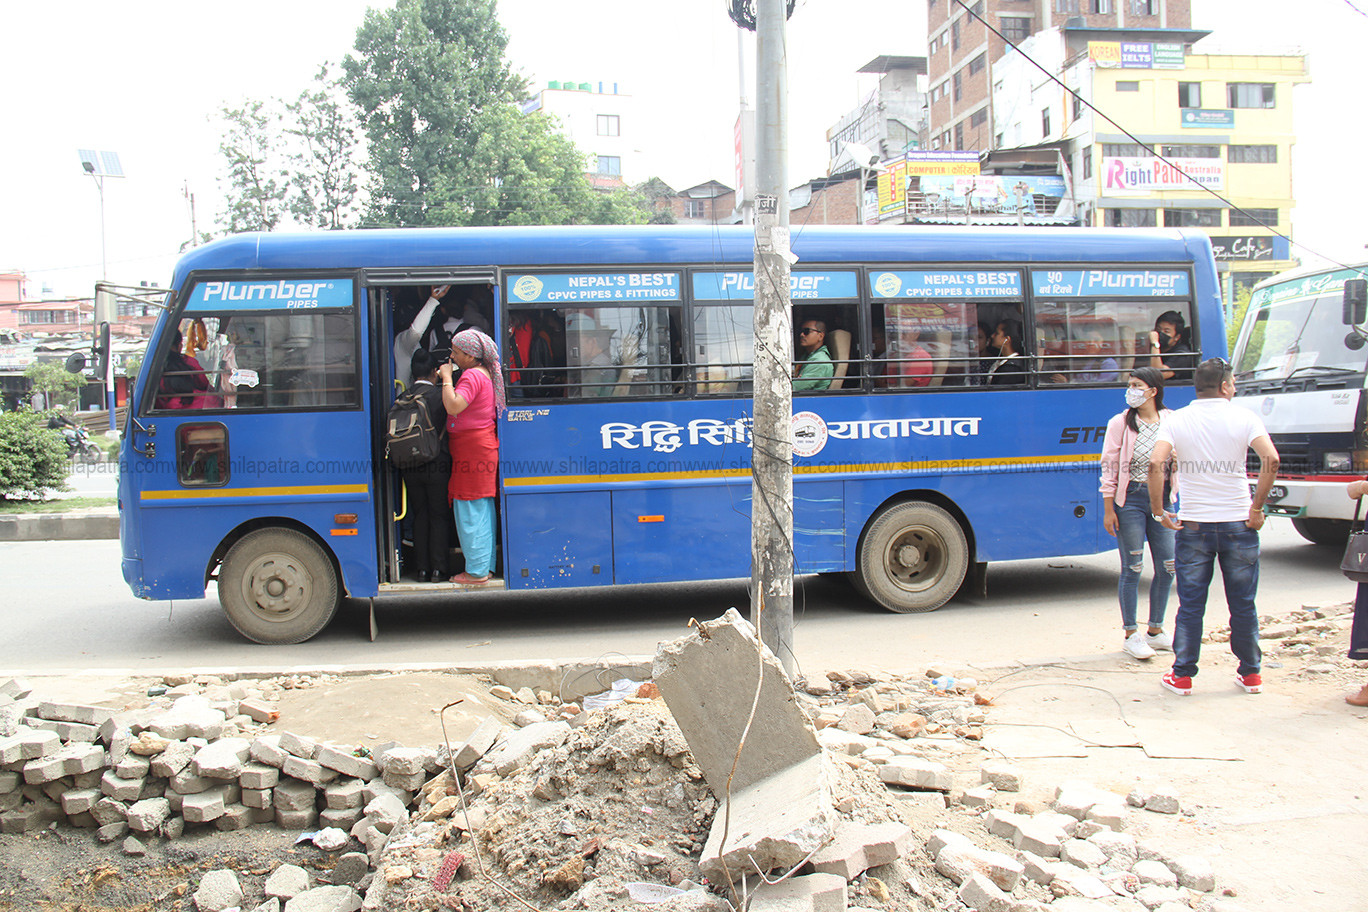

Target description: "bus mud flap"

left=368, top=598, right=378, bottom=642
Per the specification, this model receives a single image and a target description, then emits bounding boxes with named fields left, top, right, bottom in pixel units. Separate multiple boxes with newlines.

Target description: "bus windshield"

left=1235, top=283, right=1367, bottom=379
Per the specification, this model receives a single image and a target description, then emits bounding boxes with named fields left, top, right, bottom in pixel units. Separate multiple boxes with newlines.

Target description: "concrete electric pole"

left=747, top=0, right=795, bottom=676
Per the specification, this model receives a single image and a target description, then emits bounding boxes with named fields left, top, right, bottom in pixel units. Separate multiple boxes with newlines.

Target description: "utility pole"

left=749, top=0, right=795, bottom=676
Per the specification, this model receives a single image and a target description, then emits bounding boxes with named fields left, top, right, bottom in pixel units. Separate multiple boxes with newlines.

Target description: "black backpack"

left=386, top=388, right=443, bottom=468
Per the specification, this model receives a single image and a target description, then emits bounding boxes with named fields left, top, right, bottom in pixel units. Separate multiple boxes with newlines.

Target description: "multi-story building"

left=521, top=80, right=637, bottom=185
left=927, top=0, right=1194, bottom=154
left=993, top=32, right=1308, bottom=297
left=826, top=55, right=929, bottom=172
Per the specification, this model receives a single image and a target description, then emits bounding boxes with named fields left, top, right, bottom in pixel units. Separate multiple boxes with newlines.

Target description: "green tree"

left=24, top=361, right=84, bottom=411
left=344, top=0, right=523, bottom=228
left=217, top=99, right=286, bottom=233
left=0, top=411, right=69, bottom=500
left=285, top=64, right=364, bottom=230
left=1227, top=285, right=1254, bottom=364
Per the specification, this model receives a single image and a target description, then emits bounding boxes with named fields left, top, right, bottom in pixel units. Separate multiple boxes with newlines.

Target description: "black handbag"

left=1340, top=499, right=1368, bottom=583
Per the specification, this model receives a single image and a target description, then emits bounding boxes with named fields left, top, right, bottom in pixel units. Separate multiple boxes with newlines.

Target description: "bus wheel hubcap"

left=888, top=529, right=943, bottom=589
left=248, top=555, right=308, bottom=617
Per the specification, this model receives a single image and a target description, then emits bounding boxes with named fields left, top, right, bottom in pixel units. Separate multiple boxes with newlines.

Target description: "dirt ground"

left=2, top=605, right=1366, bottom=911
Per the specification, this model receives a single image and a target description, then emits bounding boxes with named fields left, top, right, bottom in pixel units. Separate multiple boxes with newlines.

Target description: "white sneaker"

left=1124, top=631, right=1157, bottom=660
left=1145, top=630, right=1174, bottom=652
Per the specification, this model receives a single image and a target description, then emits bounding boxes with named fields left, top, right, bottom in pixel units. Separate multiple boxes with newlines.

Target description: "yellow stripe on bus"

left=502, top=453, right=1098, bottom=487
left=140, top=484, right=369, bottom=501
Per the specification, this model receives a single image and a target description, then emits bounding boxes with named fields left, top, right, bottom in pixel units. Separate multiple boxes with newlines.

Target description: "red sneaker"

left=1236, top=673, right=1262, bottom=694
left=1161, top=671, right=1193, bottom=695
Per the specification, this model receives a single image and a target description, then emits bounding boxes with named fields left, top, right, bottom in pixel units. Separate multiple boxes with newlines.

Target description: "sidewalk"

left=0, top=505, right=118, bottom=542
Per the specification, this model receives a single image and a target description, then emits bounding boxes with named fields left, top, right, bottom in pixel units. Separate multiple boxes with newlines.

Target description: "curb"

left=0, top=511, right=119, bottom=542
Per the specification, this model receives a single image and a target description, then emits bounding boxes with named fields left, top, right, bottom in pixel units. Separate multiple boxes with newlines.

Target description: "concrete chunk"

left=747, top=872, right=846, bottom=912
left=183, top=785, right=240, bottom=824
left=315, top=745, right=379, bottom=781
left=100, top=770, right=145, bottom=802
left=700, top=753, right=835, bottom=883
left=61, top=787, right=103, bottom=816
left=934, top=844, right=1024, bottom=892
left=127, top=797, right=172, bottom=832
left=194, top=869, right=243, bottom=912
left=278, top=731, right=318, bottom=760
left=274, top=778, right=318, bottom=812
left=653, top=608, right=820, bottom=794
left=147, top=696, right=226, bottom=741
left=26, top=718, right=100, bottom=742
left=478, top=723, right=571, bottom=777
left=1169, top=854, right=1215, bottom=891
left=240, top=761, right=281, bottom=790
left=957, top=872, right=1013, bottom=912
left=252, top=734, right=288, bottom=768
left=979, top=760, right=1023, bottom=791
left=282, top=885, right=361, bottom=912
left=807, top=820, right=912, bottom=879
left=324, top=778, right=365, bottom=810
left=283, top=754, right=340, bottom=786
left=194, top=738, right=252, bottom=779
left=0, top=728, right=61, bottom=764
left=878, top=757, right=952, bottom=792
left=1133, top=859, right=1177, bottom=887
left=149, top=741, right=195, bottom=777
left=1060, top=839, right=1108, bottom=871
left=37, top=701, right=114, bottom=727
left=451, top=715, right=504, bottom=769
left=265, top=863, right=310, bottom=899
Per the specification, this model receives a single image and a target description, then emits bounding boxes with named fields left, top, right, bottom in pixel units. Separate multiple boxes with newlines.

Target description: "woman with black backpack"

left=399, top=349, right=452, bottom=582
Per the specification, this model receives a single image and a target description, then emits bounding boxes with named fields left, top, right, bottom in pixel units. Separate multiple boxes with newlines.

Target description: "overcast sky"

left=0, top=0, right=1362, bottom=298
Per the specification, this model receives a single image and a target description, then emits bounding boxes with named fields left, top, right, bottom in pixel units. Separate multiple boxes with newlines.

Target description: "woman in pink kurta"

left=439, top=329, right=505, bottom=584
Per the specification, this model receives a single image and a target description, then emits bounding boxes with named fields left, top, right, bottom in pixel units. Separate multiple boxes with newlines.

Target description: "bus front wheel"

left=1291, top=516, right=1351, bottom=546
left=218, top=529, right=339, bottom=645
left=855, top=501, right=968, bottom=614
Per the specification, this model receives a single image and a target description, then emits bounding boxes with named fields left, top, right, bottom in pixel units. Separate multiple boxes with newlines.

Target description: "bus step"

left=379, top=578, right=507, bottom=593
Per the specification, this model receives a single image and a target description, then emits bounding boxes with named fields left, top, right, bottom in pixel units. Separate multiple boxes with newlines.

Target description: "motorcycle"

left=59, top=425, right=104, bottom=465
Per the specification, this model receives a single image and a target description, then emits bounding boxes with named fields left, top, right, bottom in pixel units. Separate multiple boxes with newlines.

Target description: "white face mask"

left=1125, top=387, right=1149, bottom=409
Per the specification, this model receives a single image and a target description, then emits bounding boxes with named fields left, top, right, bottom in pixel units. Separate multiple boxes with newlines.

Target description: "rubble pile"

left=0, top=611, right=1253, bottom=912
left=1207, top=602, right=1367, bottom=688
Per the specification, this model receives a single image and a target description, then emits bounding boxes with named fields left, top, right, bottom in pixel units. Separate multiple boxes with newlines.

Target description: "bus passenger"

left=156, top=329, right=211, bottom=409
left=887, top=329, right=933, bottom=388
left=985, top=320, right=1027, bottom=386
left=793, top=319, right=834, bottom=391
left=439, top=329, right=504, bottom=585
left=402, top=350, right=451, bottom=583
left=394, top=285, right=449, bottom=388
left=1148, top=311, right=1195, bottom=384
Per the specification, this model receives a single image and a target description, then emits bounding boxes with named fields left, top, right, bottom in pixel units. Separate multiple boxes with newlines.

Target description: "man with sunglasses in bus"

left=1148, top=358, right=1280, bottom=697
left=793, top=319, right=834, bottom=391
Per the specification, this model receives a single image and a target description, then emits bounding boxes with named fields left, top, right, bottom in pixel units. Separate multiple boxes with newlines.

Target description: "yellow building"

left=995, top=31, right=1309, bottom=303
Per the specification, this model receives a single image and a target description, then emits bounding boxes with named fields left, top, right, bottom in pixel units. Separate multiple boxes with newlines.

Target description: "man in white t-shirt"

left=1148, top=357, right=1280, bottom=696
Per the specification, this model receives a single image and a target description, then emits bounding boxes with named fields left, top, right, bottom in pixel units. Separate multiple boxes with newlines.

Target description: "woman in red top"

left=439, top=329, right=505, bottom=584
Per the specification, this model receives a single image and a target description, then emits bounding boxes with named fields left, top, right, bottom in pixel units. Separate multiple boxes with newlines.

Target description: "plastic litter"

left=930, top=675, right=957, bottom=693
left=582, top=678, right=644, bottom=711
left=625, top=882, right=686, bottom=903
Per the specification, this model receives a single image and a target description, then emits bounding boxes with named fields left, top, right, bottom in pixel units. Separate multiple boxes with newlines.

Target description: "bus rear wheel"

left=218, top=529, right=339, bottom=644
left=855, top=501, right=968, bottom=613
left=1291, top=516, right=1351, bottom=546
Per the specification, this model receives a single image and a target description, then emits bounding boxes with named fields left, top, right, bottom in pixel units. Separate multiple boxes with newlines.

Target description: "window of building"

left=971, top=0, right=985, bottom=13
left=1054, top=0, right=1079, bottom=11
left=1072, top=92, right=1084, bottom=119
left=1001, top=16, right=1031, bottom=41
left=1161, top=145, right=1220, bottom=158
left=1103, top=143, right=1153, bottom=157
left=969, top=53, right=987, bottom=76
left=1105, top=208, right=1157, bottom=227
left=1115, top=80, right=1139, bottom=92
left=1131, top=0, right=1157, bottom=13
left=951, top=20, right=960, bottom=50
left=995, top=132, right=1005, bottom=148
left=596, top=114, right=620, bottom=137
left=1228, top=82, right=1275, bottom=108
left=1082, top=144, right=1093, bottom=179
left=955, top=123, right=965, bottom=150
left=1090, top=0, right=1112, bottom=12
left=970, top=109, right=988, bottom=127
left=596, top=156, right=621, bottom=176
left=684, top=199, right=708, bottom=219
left=1229, top=144, right=1278, bottom=163
left=1177, top=82, right=1201, bottom=108
left=1229, top=208, right=1278, bottom=227
left=1163, top=208, right=1222, bottom=228
left=1041, top=107, right=1051, bottom=137
left=953, top=71, right=963, bottom=102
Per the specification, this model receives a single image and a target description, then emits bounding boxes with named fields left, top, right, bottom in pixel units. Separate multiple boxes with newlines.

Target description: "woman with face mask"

left=1099, top=367, right=1180, bottom=660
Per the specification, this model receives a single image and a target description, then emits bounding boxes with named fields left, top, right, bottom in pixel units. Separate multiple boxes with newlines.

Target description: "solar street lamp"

left=77, top=149, right=124, bottom=281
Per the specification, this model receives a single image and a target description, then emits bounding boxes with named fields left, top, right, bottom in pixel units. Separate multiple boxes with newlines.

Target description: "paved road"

left=0, top=517, right=1349, bottom=676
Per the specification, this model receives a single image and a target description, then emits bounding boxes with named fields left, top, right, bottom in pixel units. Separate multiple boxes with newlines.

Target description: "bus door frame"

left=363, top=267, right=499, bottom=585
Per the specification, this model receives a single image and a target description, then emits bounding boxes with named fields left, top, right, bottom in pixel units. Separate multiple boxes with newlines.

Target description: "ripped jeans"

left=1115, top=481, right=1175, bottom=631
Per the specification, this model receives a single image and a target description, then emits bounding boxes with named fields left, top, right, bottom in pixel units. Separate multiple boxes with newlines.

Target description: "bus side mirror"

left=1344, top=279, right=1367, bottom=325
left=64, top=351, right=87, bottom=374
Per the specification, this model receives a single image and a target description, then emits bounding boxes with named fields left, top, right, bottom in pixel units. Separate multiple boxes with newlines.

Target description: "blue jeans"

left=1115, top=481, right=1174, bottom=631
left=1172, top=521, right=1262, bottom=678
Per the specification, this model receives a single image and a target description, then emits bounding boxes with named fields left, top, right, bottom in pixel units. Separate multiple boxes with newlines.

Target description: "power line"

left=948, top=0, right=1363, bottom=276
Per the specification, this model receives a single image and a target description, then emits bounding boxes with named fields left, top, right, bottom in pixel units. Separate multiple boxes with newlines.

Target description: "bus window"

left=693, top=303, right=753, bottom=395
left=222, top=312, right=360, bottom=409
left=872, top=301, right=978, bottom=389
left=555, top=304, right=681, bottom=399
left=794, top=305, right=858, bottom=392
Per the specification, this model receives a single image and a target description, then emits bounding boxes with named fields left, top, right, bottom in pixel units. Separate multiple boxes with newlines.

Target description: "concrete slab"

left=653, top=609, right=820, bottom=795
left=699, top=753, right=834, bottom=883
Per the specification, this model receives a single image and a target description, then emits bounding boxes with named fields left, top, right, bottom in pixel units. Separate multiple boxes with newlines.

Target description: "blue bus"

left=114, top=226, right=1224, bottom=643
